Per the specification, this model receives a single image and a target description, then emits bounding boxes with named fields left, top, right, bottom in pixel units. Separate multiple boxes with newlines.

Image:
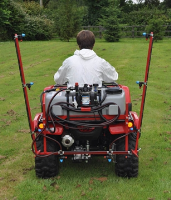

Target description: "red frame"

left=134, top=33, right=154, bottom=155
left=14, top=34, right=34, bottom=133
left=15, top=33, right=153, bottom=158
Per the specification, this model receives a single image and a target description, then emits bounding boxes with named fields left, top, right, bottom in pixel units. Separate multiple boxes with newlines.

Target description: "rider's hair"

left=77, top=30, right=95, bottom=50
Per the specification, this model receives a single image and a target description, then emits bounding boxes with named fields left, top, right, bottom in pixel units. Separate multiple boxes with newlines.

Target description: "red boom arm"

left=14, top=34, right=34, bottom=133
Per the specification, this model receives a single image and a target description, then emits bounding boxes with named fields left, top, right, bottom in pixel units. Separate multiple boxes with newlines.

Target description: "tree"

left=0, top=0, right=11, bottom=40
left=135, top=0, right=144, bottom=3
left=5, top=0, right=26, bottom=39
left=22, top=0, right=51, bottom=7
left=128, top=7, right=166, bottom=26
left=163, top=0, right=171, bottom=8
left=42, top=0, right=51, bottom=7
left=146, top=18, right=165, bottom=41
left=119, top=0, right=134, bottom=14
left=84, top=0, right=109, bottom=25
left=0, top=0, right=10, bottom=25
left=145, top=0, right=160, bottom=8
left=102, top=0, right=121, bottom=42
left=54, top=0, right=81, bottom=41
left=119, top=0, right=126, bottom=7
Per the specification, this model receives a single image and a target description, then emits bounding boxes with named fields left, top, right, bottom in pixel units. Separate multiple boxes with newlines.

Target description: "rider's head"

left=77, top=30, right=95, bottom=50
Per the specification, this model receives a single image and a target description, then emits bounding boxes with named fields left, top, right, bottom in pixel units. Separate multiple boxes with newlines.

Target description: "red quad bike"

left=14, top=33, right=153, bottom=178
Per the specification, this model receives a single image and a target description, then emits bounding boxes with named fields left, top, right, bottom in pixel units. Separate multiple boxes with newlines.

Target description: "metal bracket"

left=22, top=82, right=34, bottom=90
left=136, top=81, right=147, bottom=89
left=143, top=32, right=153, bottom=40
left=58, top=150, right=64, bottom=156
left=22, top=83, right=26, bottom=88
left=108, top=149, right=113, bottom=156
left=14, top=34, right=25, bottom=40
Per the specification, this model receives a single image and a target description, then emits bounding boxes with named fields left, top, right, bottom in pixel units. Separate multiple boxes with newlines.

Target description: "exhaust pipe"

left=62, top=135, right=74, bottom=148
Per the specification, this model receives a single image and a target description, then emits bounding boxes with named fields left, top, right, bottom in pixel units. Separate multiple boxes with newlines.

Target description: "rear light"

left=128, top=122, right=133, bottom=128
left=38, top=123, right=44, bottom=129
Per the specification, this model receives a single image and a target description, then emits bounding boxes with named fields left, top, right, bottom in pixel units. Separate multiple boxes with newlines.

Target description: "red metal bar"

left=31, top=133, right=38, bottom=152
left=44, top=136, right=47, bottom=154
left=36, top=150, right=131, bottom=156
left=42, top=93, right=46, bottom=125
left=47, top=114, right=126, bottom=121
left=81, top=107, right=91, bottom=112
left=125, top=103, right=129, bottom=158
left=138, top=32, right=153, bottom=131
left=134, top=32, right=154, bottom=155
left=14, top=34, right=34, bottom=132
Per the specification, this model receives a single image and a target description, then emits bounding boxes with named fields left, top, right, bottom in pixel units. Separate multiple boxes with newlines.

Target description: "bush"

left=146, top=18, right=165, bottom=41
left=21, top=1, right=53, bottom=40
left=22, top=1, right=43, bottom=16
left=23, top=16, right=53, bottom=40
left=5, top=0, right=26, bottom=40
left=1, top=0, right=53, bottom=41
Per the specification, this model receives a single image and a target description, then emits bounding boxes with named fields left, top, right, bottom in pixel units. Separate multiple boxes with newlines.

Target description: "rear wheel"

left=35, top=136, right=59, bottom=179
left=115, top=133, right=139, bottom=178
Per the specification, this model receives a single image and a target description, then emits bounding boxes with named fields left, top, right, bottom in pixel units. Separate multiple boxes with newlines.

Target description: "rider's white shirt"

left=54, top=49, right=118, bottom=88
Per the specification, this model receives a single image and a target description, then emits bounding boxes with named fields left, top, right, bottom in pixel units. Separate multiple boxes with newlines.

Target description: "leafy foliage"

left=119, top=0, right=134, bottom=14
left=23, top=16, right=53, bottom=40
left=20, top=1, right=54, bottom=40
left=1, top=0, right=171, bottom=41
left=163, top=0, right=171, bottom=8
left=128, top=7, right=167, bottom=26
left=22, top=1, right=43, bottom=16
left=0, top=0, right=53, bottom=41
left=0, top=0, right=11, bottom=40
left=54, top=0, right=81, bottom=41
left=146, top=18, right=165, bottom=41
left=22, top=0, right=50, bottom=7
left=5, top=0, right=26, bottom=40
left=42, top=0, right=51, bottom=7
left=101, top=0, right=121, bottom=42
left=84, top=0, right=109, bottom=26
left=0, top=0, right=10, bottom=26
left=144, top=0, right=160, bottom=8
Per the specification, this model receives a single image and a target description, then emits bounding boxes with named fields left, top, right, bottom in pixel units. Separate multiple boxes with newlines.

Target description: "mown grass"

left=0, top=37, right=171, bottom=200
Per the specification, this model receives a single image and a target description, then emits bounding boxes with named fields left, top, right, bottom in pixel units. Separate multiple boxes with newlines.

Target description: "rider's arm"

left=54, top=59, right=68, bottom=84
left=101, top=59, right=118, bottom=82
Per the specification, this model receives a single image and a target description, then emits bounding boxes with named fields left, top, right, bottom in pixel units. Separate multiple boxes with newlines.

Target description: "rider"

left=54, top=30, right=118, bottom=88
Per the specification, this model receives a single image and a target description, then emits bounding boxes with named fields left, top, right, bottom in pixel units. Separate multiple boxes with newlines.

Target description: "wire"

left=47, top=101, right=120, bottom=130
left=31, top=131, right=62, bottom=158
left=32, top=87, right=68, bottom=157
left=109, top=132, right=131, bottom=150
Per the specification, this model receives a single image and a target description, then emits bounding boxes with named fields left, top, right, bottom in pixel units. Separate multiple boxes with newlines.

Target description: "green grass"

left=0, top=38, right=171, bottom=200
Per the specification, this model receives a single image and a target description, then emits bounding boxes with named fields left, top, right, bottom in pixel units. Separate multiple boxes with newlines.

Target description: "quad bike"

left=14, top=33, right=153, bottom=178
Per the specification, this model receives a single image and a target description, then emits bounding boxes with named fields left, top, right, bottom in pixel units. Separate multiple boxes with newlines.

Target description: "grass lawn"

left=0, top=37, right=171, bottom=200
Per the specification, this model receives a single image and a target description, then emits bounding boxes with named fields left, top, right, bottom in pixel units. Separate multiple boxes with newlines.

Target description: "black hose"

left=46, top=88, right=68, bottom=133
left=40, top=88, right=57, bottom=111
left=32, top=87, right=68, bottom=157
left=99, top=92, right=107, bottom=105
left=48, top=101, right=120, bottom=130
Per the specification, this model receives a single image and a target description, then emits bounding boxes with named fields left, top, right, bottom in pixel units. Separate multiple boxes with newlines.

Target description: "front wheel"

left=115, top=133, right=139, bottom=178
left=35, top=136, right=59, bottom=179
